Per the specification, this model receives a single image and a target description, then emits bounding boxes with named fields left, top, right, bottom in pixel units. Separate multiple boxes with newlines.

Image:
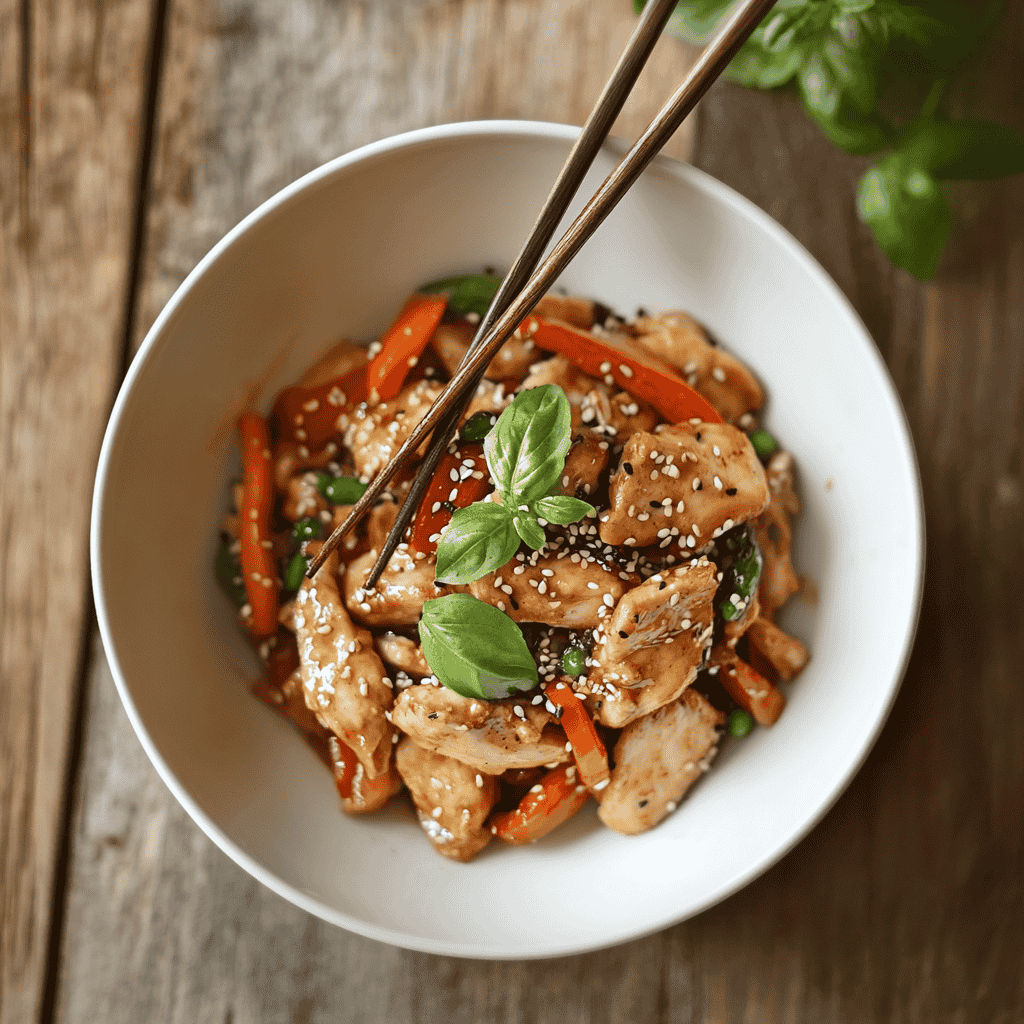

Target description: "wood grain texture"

left=53, top=0, right=1024, bottom=1021
left=0, top=0, right=156, bottom=1020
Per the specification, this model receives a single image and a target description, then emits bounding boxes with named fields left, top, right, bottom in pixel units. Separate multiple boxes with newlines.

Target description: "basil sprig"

left=435, top=385, right=595, bottom=585
left=419, top=594, right=539, bottom=699
left=640, top=0, right=1024, bottom=279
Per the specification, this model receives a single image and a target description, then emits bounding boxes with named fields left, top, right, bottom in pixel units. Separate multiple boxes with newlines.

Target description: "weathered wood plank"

left=0, top=0, right=157, bottom=1019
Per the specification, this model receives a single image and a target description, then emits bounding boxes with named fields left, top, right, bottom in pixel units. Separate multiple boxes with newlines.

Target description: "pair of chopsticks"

left=308, top=0, right=778, bottom=583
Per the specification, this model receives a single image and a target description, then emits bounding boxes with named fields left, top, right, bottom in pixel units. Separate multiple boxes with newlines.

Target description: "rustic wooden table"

left=3, top=0, right=1023, bottom=1021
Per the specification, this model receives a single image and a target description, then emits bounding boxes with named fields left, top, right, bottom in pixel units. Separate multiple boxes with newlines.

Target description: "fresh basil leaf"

left=513, top=513, right=548, bottom=551
left=635, top=0, right=734, bottom=45
left=726, top=35, right=804, bottom=88
left=532, top=495, right=596, bottom=526
left=897, top=119, right=1024, bottom=181
left=419, top=594, right=538, bottom=700
left=823, top=14, right=885, bottom=114
left=434, top=503, right=520, bottom=585
left=798, top=54, right=892, bottom=154
left=857, top=154, right=950, bottom=280
left=484, top=385, right=572, bottom=504
left=419, top=272, right=503, bottom=318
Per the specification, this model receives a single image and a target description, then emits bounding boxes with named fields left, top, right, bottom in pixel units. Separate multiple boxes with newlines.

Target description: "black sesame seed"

left=659, top=582, right=667, bottom=590
left=695, top=432, right=702, bottom=441
left=428, top=712, right=439, bottom=720
left=726, top=487, right=737, bottom=496
left=623, top=462, right=634, bottom=475
left=639, top=799, right=649, bottom=808
left=510, top=597, right=520, bottom=611
left=618, top=630, right=629, bottom=639
left=650, top=500, right=661, bottom=508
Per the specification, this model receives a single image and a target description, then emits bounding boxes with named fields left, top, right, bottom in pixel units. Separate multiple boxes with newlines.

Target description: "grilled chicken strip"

left=752, top=449, right=802, bottom=619
left=395, top=737, right=499, bottom=862
left=468, top=547, right=637, bottom=629
left=598, top=689, right=725, bottom=835
left=599, top=422, right=769, bottom=549
left=341, top=378, right=443, bottom=481
left=391, top=685, right=569, bottom=773
left=294, top=552, right=394, bottom=778
left=375, top=633, right=432, bottom=677
left=587, top=558, right=717, bottom=728
left=343, top=548, right=447, bottom=627
left=632, top=311, right=763, bottom=422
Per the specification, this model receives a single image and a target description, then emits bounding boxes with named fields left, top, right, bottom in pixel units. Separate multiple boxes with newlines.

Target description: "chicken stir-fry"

left=220, top=276, right=810, bottom=861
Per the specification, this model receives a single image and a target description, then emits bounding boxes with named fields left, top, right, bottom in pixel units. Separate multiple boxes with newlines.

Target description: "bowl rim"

left=91, top=118, right=925, bottom=959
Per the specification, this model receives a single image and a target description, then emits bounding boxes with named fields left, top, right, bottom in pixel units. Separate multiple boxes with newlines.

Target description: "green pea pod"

left=214, top=542, right=247, bottom=608
left=419, top=272, right=503, bottom=318
left=283, top=551, right=309, bottom=592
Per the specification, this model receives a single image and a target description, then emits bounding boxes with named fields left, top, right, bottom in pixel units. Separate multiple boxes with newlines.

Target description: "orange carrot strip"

left=272, top=293, right=447, bottom=445
left=238, top=413, right=279, bottom=638
left=490, top=766, right=590, bottom=844
left=328, top=734, right=359, bottom=800
left=409, top=443, right=491, bottom=553
left=526, top=316, right=723, bottom=424
left=544, top=681, right=610, bottom=793
left=713, top=646, right=785, bottom=726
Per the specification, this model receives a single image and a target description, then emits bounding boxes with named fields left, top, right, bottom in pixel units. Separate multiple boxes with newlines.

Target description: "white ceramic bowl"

left=92, top=121, right=923, bottom=959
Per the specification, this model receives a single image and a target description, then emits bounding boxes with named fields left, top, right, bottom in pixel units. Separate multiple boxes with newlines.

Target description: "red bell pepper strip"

left=712, top=646, right=785, bottom=726
left=272, top=293, right=447, bottom=445
left=543, top=681, right=610, bottom=793
left=409, top=443, right=491, bottom=554
left=490, top=765, right=590, bottom=844
left=238, top=413, right=279, bottom=638
left=524, top=315, right=723, bottom=425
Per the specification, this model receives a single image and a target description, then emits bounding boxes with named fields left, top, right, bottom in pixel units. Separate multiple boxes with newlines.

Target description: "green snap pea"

left=728, top=710, right=755, bottom=738
left=214, top=542, right=247, bottom=608
left=284, top=551, right=309, bottom=592
left=561, top=646, right=586, bottom=677
left=719, top=600, right=739, bottom=622
left=317, top=473, right=368, bottom=505
left=749, top=428, right=779, bottom=460
left=419, top=272, right=503, bottom=318
left=292, top=517, right=322, bottom=542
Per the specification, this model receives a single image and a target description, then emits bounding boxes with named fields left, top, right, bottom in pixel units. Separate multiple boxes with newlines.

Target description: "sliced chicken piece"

left=579, top=388, right=658, bottom=440
left=375, top=633, right=432, bottom=677
left=273, top=439, right=341, bottom=490
left=297, top=337, right=368, bottom=389
left=391, top=684, right=569, bottom=773
left=343, top=548, right=446, bottom=627
left=395, top=737, right=499, bottom=862
left=342, top=378, right=443, bottom=481
left=586, top=559, right=717, bottom=728
left=294, top=552, right=394, bottom=778
left=282, top=470, right=329, bottom=522
left=468, top=548, right=638, bottom=629
left=632, top=311, right=762, bottom=422
left=752, top=450, right=801, bottom=619
left=598, top=688, right=725, bottom=835
left=746, top=616, right=809, bottom=681
left=519, top=354, right=604, bottom=406
left=599, top=422, right=769, bottom=549
left=461, top=379, right=513, bottom=422
left=431, top=319, right=536, bottom=382
left=559, top=431, right=610, bottom=499
left=365, top=499, right=400, bottom=552
left=532, top=293, right=598, bottom=330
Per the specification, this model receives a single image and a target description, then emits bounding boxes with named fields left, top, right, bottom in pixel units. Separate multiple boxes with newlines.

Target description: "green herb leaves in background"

left=435, top=385, right=595, bottom=584
left=638, top=0, right=1024, bottom=279
left=419, top=594, right=539, bottom=699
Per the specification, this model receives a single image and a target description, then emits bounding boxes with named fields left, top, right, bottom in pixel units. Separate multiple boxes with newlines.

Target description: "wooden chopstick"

left=307, top=0, right=778, bottom=580
left=354, top=0, right=681, bottom=589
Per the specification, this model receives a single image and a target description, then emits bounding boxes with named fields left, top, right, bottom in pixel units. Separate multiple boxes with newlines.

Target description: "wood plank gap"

left=116, top=0, right=172, bottom=383
left=36, top=599, right=95, bottom=1024
left=32, top=0, right=171, bottom=1018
